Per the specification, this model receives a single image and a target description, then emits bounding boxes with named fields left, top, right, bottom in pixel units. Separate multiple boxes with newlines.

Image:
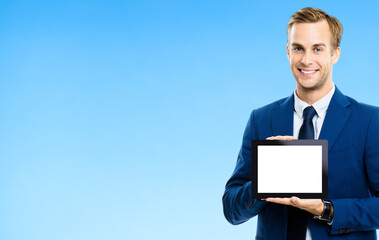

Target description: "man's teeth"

left=301, top=69, right=316, bottom=74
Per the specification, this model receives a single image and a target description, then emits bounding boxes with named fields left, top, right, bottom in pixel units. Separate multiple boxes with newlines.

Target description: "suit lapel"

left=319, top=87, right=352, bottom=152
left=271, top=95, right=294, bottom=136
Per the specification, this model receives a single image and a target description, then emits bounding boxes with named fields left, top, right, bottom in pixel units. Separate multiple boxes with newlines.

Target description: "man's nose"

left=301, top=51, right=313, bottom=65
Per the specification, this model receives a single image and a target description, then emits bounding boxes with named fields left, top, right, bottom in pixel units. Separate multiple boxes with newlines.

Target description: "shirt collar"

left=294, top=84, right=335, bottom=118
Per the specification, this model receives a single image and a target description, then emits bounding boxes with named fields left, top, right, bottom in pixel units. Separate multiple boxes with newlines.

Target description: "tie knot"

left=303, top=106, right=316, bottom=120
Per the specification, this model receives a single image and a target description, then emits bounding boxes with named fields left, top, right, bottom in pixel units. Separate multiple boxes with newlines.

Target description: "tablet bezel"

left=251, top=139, right=328, bottom=199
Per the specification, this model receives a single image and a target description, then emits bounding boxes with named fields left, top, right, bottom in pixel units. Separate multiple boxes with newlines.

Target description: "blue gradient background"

left=1, top=1, right=378, bottom=239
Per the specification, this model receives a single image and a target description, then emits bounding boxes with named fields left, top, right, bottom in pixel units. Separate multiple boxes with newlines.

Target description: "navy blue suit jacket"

left=223, top=87, right=379, bottom=239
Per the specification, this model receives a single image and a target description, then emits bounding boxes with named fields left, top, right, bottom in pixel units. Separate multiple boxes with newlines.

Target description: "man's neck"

left=296, top=83, right=334, bottom=105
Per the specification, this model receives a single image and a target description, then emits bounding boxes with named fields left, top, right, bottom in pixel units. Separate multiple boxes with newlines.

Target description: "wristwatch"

left=314, top=200, right=333, bottom=223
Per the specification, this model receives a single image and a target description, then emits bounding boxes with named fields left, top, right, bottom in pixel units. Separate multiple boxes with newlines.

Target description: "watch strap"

left=314, top=200, right=333, bottom=222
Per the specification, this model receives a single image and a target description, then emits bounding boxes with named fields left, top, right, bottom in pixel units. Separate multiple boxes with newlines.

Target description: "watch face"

left=318, top=200, right=332, bottom=221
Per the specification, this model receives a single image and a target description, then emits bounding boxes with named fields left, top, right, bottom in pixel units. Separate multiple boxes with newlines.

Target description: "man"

left=222, top=7, right=379, bottom=240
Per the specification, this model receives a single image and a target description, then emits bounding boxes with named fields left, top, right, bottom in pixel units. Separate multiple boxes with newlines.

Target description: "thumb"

left=290, top=196, right=300, bottom=205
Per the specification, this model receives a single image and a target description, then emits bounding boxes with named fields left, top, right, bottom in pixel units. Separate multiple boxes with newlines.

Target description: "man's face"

left=287, top=20, right=340, bottom=93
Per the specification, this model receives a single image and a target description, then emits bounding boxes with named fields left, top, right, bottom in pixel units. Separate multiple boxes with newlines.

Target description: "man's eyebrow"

left=290, top=42, right=327, bottom=48
left=313, top=43, right=327, bottom=47
left=291, top=42, right=303, bottom=47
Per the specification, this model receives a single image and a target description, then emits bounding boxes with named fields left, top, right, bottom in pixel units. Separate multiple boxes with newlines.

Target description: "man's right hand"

left=266, top=135, right=296, bottom=141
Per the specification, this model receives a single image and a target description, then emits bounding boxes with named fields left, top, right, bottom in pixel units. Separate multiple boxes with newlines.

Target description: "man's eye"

left=315, top=48, right=322, bottom=52
left=294, top=47, right=302, bottom=51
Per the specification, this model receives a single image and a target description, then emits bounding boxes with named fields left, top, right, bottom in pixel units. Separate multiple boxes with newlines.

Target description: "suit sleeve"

left=222, top=110, right=267, bottom=225
left=329, top=108, right=379, bottom=235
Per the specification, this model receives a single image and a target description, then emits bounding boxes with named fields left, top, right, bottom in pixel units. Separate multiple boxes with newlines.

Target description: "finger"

left=266, top=136, right=296, bottom=141
left=276, top=135, right=296, bottom=141
left=265, top=197, right=293, bottom=205
left=285, top=136, right=296, bottom=140
left=266, top=136, right=284, bottom=140
left=290, top=196, right=301, bottom=205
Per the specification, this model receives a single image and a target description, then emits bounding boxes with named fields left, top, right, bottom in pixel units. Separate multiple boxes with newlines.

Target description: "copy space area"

left=257, top=145, right=322, bottom=193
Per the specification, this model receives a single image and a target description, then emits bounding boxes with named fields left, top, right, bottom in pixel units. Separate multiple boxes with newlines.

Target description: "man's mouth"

left=298, top=69, right=318, bottom=74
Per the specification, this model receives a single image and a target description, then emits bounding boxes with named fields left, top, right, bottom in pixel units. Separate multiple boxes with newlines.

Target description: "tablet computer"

left=251, top=140, right=328, bottom=199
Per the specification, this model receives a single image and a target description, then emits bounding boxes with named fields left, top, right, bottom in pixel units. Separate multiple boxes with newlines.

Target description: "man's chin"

left=296, top=80, right=324, bottom=92
left=296, top=78, right=318, bottom=89
left=300, top=84, right=318, bottom=90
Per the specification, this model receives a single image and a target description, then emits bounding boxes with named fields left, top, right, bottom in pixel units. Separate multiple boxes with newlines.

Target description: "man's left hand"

left=265, top=197, right=324, bottom=216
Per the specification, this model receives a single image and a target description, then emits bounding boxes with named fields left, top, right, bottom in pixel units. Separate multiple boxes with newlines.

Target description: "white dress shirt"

left=293, top=84, right=335, bottom=239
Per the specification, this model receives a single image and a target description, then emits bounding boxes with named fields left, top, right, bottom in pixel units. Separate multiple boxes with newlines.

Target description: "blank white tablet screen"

left=257, top=145, right=322, bottom=193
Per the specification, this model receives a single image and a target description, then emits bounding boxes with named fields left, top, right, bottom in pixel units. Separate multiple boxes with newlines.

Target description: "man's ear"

left=287, top=44, right=290, bottom=60
left=332, top=47, right=341, bottom=64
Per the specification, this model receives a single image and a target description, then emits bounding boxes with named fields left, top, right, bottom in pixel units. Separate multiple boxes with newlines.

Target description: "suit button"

left=346, top=229, right=353, bottom=233
left=339, top=229, right=346, bottom=233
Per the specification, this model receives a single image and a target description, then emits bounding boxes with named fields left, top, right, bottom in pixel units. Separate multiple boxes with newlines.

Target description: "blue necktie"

left=286, top=106, right=317, bottom=240
left=299, top=106, right=317, bottom=139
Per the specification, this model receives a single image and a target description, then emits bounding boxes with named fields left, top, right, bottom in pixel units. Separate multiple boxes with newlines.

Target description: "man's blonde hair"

left=287, top=7, right=343, bottom=52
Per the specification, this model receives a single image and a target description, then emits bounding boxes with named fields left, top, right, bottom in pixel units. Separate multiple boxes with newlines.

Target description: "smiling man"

left=287, top=17, right=340, bottom=106
left=223, top=7, right=379, bottom=240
